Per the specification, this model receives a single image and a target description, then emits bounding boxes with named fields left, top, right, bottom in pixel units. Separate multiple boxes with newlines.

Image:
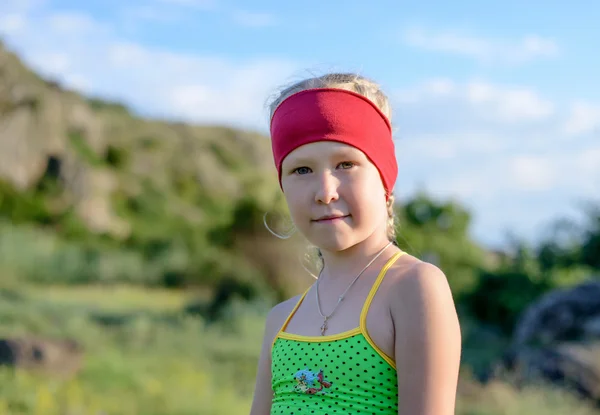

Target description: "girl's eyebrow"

left=287, top=149, right=361, bottom=166
left=286, top=156, right=314, bottom=165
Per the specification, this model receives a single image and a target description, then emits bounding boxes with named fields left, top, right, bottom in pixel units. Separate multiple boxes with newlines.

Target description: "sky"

left=1, top=0, right=599, bottom=250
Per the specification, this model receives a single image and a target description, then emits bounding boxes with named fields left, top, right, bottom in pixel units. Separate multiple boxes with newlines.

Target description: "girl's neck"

left=318, top=233, right=398, bottom=282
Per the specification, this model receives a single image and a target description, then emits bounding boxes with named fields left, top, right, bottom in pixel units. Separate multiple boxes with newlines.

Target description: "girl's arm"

left=391, top=262, right=462, bottom=415
left=249, top=298, right=299, bottom=415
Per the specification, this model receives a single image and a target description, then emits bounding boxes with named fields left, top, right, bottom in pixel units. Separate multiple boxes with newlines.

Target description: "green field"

left=0, top=284, right=597, bottom=415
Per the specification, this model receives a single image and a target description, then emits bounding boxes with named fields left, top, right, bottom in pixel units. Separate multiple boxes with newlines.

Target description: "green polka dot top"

left=271, top=251, right=404, bottom=415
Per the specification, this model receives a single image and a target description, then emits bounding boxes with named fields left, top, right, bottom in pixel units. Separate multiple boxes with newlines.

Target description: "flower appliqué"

left=293, top=368, right=333, bottom=395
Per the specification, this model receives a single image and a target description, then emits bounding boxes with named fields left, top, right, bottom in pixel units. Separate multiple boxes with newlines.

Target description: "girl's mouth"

left=314, top=215, right=349, bottom=223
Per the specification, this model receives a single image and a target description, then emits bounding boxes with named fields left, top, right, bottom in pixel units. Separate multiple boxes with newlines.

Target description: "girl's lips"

left=314, top=215, right=349, bottom=223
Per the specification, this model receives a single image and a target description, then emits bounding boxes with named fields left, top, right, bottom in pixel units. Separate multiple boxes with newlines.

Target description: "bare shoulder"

left=387, top=258, right=458, bottom=319
left=270, top=294, right=302, bottom=319
left=386, top=257, right=461, bottom=347
left=264, top=293, right=303, bottom=338
left=388, top=258, right=462, bottom=414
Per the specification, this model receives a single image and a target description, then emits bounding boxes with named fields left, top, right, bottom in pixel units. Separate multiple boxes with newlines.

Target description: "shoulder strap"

left=275, top=285, right=311, bottom=336
left=359, top=250, right=405, bottom=329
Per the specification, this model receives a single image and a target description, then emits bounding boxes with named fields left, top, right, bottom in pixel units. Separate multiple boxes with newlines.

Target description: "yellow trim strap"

left=271, top=249, right=405, bottom=368
left=277, top=327, right=361, bottom=342
left=359, top=250, right=405, bottom=369
left=271, top=287, right=310, bottom=350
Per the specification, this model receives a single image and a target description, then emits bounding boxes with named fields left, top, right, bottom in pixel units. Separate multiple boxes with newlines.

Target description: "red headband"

left=270, top=88, right=397, bottom=194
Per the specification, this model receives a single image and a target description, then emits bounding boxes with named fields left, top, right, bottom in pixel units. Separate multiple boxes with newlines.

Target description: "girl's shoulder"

left=263, top=292, right=307, bottom=341
left=270, top=293, right=304, bottom=321
left=386, top=256, right=454, bottom=310
left=384, top=252, right=447, bottom=289
left=385, top=255, right=462, bottom=414
left=385, top=254, right=460, bottom=336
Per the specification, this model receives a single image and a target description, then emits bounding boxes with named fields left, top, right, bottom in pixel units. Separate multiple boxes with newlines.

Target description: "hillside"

left=0, top=40, right=310, bottom=302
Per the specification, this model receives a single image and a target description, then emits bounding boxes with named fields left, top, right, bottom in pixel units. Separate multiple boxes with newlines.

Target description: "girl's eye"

left=339, top=161, right=355, bottom=169
left=293, top=167, right=311, bottom=175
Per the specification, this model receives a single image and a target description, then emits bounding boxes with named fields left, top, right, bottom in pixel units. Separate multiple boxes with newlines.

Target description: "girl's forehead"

left=283, top=141, right=364, bottom=163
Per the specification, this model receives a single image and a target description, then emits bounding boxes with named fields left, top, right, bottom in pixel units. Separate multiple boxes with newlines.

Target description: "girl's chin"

left=307, top=234, right=356, bottom=253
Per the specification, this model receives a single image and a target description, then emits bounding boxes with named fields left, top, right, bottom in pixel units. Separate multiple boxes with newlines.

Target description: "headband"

left=270, top=88, right=397, bottom=195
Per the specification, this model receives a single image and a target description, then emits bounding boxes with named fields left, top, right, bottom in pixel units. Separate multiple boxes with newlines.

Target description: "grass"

left=22, top=284, right=201, bottom=313
left=0, top=283, right=262, bottom=415
left=456, top=374, right=600, bottom=415
left=0, top=283, right=598, bottom=415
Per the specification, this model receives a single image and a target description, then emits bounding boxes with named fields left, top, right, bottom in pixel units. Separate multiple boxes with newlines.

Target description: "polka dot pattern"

left=271, top=333, right=398, bottom=414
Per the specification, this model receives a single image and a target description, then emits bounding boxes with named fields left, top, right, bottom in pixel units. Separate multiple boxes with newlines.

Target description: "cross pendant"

left=320, top=318, right=328, bottom=336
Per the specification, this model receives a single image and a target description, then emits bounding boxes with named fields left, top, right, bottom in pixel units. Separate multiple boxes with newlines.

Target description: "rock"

left=491, top=279, right=600, bottom=405
left=0, top=337, right=84, bottom=378
left=513, top=280, right=600, bottom=346
left=499, top=342, right=600, bottom=403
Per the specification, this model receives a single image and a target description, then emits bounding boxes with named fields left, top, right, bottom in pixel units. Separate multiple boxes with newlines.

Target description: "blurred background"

left=1, top=0, right=599, bottom=414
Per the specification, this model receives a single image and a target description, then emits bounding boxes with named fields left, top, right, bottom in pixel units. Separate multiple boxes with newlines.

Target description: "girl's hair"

left=266, top=73, right=399, bottom=269
left=268, top=73, right=392, bottom=124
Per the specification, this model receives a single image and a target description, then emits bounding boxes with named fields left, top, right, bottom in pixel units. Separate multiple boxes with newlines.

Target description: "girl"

left=250, top=73, right=461, bottom=415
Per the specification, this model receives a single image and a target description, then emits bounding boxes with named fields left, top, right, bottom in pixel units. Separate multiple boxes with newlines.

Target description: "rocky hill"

left=1, top=40, right=281, bottom=236
left=0, top=40, right=310, bottom=301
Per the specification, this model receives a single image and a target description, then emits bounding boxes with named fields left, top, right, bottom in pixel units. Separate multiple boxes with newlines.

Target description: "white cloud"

left=0, top=7, right=299, bottom=130
left=161, top=58, right=297, bottom=125
left=392, top=78, right=599, bottom=246
left=395, top=79, right=554, bottom=132
left=123, top=2, right=276, bottom=28
left=120, top=6, right=183, bottom=24
left=402, top=27, right=559, bottom=65
left=0, top=14, right=26, bottom=35
left=231, top=10, right=277, bottom=28
left=0, top=0, right=45, bottom=13
left=563, top=102, right=600, bottom=137
left=155, top=0, right=216, bottom=9
left=0, top=0, right=41, bottom=34
left=34, top=51, right=71, bottom=73
left=466, top=81, right=554, bottom=122
left=508, top=155, right=556, bottom=191
left=64, top=73, right=92, bottom=91
left=575, top=148, right=600, bottom=194
left=400, top=132, right=507, bottom=162
left=46, top=11, right=108, bottom=34
left=116, top=2, right=276, bottom=30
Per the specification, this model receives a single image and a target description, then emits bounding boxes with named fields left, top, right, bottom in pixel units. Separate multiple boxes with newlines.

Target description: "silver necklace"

left=316, top=241, right=393, bottom=336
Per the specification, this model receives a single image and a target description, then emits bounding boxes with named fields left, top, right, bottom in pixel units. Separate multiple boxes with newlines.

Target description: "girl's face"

left=280, top=141, right=388, bottom=252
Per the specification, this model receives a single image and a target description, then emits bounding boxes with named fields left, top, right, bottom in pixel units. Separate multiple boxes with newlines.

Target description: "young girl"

left=250, top=73, right=461, bottom=415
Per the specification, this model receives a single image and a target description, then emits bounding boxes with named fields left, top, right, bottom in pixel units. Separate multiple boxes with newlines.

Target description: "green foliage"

left=0, top=47, right=289, bottom=300
left=138, top=136, right=162, bottom=150
left=68, top=129, right=104, bottom=166
left=0, top=180, right=54, bottom=224
left=0, top=222, right=152, bottom=285
left=464, top=268, right=551, bottom=334
left=394, top=191, right=487, bottom=296
left=462, top=209, right=600, bottom=335
left=0, top=285, right=261, bottom=415
left=104, top=145, right=129, bottom=168
left=581, top=204, right=600, bottom=269
left=87, top=97, right=131, bottom=114
left=0, top=285, right=597, bottom=415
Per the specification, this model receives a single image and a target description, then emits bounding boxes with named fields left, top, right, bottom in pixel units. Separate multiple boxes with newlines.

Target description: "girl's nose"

left=314, top=171, right=340, bottom=204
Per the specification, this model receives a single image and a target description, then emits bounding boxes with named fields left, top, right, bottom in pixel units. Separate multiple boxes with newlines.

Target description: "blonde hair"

left=267, top=72, right=398, bottom=245
left=268, top=73, right=392, bottom=123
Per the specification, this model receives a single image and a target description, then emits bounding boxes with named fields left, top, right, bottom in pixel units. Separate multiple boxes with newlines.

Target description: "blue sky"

left=1, top=0, right=599, bottom=249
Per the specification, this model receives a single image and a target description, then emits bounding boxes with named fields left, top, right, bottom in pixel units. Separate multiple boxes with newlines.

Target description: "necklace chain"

left=315, top=241, right=393, bottom=336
